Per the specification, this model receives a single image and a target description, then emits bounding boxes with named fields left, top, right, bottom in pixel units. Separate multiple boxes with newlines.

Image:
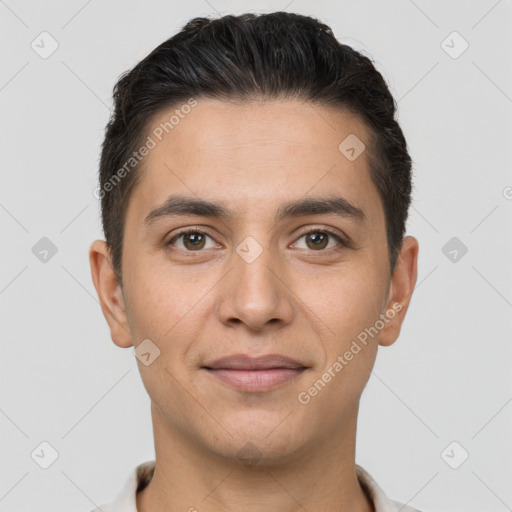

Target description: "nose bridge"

left=217, top=234, right=293, bottom=330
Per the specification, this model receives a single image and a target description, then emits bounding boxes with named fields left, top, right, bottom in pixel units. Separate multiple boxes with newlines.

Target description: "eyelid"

left=291, top=226, right=349, bottom=251
left=166, top=225, right=351, bottom=252
left=166, top=226, right=219, bottom=248
left=293, top=224, right=348, bottom=241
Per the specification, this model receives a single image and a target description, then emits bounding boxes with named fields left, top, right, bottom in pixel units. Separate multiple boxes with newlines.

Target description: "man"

left=89, top=11, right=420, bottom=512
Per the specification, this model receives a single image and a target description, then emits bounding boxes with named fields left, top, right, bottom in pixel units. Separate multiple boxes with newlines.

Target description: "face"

left=91, top=98, right=418, bottom=465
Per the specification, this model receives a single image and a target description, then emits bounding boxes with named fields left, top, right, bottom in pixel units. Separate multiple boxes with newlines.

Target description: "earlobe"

left=89, top=240, right=133, bottom=348
left=379, top=236, right=419, bottom=347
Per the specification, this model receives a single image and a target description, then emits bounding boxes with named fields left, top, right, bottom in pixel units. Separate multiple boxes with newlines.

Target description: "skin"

left=90, top=98, right=418, bottom=512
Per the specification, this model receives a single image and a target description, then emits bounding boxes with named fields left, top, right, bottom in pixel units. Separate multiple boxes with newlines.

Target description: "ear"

left=89, top=240, right=133, bottom=348
left=379, top=236, right=419, bottom=347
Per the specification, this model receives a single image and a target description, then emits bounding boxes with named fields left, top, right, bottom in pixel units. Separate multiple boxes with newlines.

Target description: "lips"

left=203, top=354, right=308, bottom=392
left=203, top=354, right=306, bottom=370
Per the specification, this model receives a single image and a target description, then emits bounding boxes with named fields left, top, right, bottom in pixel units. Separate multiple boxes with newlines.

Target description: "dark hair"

left=98, top=12, right=413, bottom=284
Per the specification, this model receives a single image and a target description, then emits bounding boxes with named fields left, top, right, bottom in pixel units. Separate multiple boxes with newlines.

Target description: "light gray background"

left=1, top=1, right=511, bottom=511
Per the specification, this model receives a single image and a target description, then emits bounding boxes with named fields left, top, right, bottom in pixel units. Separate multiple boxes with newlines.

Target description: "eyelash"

left=166, top=227, right=349, bottom=253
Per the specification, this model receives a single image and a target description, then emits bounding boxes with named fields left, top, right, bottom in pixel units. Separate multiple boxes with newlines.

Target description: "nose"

left=216, top=240, right=295, bottom=332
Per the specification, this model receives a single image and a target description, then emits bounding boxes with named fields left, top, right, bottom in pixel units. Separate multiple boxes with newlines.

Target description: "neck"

left=137, top=403, right=373, bottom=512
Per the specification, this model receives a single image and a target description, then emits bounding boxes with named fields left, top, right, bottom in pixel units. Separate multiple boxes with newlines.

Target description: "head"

left=90, top=12, right=418, bottom=466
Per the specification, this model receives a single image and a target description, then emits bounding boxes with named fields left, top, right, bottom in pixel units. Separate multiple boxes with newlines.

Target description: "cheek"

left=126, top=275, right=168, bottom=335
left=306, top=265, right=385, bottom=339
left=124, top=261, right=211, bottom=372
left=295, top=335, right=377, bottom=436
left=125, top=269, right=198, bottom=410
left=125, top=252, right=189, bottom=326
left=122, top=274, right=175, bottom=356
left=298, top=276, right=381, bottom=405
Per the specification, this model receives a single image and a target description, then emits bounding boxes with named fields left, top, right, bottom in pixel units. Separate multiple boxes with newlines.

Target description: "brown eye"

left=293, top=229, right=346, bottom=251
left=167, top=230, right=216, bottom=251
left=182, top=232, right=206, bottom=250
left=305, top=231, right=329, bottom=250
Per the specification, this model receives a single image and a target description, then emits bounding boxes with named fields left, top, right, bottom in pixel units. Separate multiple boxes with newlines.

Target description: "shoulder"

left=89, top=506, right=115, bottom=512
left=356, top=465, right=425, bottom=512
left=86, top=460, right=156, bottom=512
left=388, top=498, right=425, bottom=512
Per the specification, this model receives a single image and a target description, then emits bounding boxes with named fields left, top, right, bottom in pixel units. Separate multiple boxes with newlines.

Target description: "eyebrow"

left=144, top=194, right=366, bottom=226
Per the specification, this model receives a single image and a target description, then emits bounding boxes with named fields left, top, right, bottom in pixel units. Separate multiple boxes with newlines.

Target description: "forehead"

left=127, top=98, right=384, bottom=227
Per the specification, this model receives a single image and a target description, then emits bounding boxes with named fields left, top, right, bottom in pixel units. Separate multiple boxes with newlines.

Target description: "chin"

left=203, top=416, right=305, bottom=467
left=212, top=437, right=303, bottom=468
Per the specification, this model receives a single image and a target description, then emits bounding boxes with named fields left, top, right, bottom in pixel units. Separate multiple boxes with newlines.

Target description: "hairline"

left=108, top=95, right=392, bottom=284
